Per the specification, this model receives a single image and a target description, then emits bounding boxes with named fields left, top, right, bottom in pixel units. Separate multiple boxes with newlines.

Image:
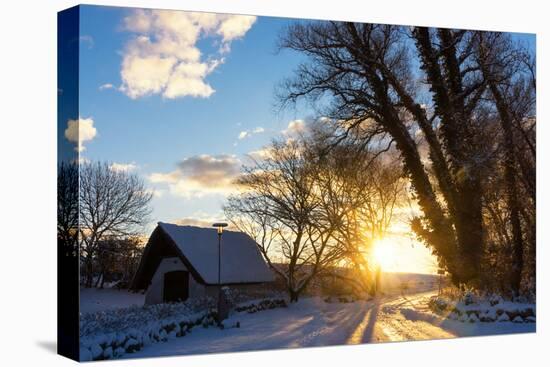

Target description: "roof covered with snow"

left=157, top=222, right=274, bottom=285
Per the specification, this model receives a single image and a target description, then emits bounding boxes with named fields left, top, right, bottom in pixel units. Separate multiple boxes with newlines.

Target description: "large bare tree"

left=226, top=124, right=405, bottom=300
left=278, top=23, right=534, bottom=290
left=297, top=123, right=406, bottom=293
left=79, top=162, right=152, bottom=287
left=225, top=139, right=343, bottom=302
left=474, top=32, right=536, bottom=294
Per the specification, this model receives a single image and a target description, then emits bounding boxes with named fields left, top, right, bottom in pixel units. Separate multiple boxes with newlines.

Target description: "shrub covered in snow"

left=80, top=309, right=223, bottom=361
left=80, top=296, right=286, bottom=361
left=222, top=287, right=286, bottom=307
left=80, top=297, right=215, bottom=337
left=428, top=292, right=535, bottom=324
left=234, top=299, right=287, bottom=313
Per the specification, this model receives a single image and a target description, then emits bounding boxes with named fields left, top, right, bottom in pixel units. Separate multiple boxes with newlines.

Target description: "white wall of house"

left=145, top=257, right=274, bottom=305
left=145, top=257, right=209, bottom=305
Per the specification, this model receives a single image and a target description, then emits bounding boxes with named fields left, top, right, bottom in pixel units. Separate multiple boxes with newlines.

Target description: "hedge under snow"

left=79, top=296, right=287, bottom=361
left=428, top=292, right=536, bottom=323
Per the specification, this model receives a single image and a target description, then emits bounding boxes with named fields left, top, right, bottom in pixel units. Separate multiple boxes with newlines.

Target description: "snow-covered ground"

left=79, top=272, right=436, bottom=315
left=122, top=290, right=534, bottom=359
left=79, top=275, right=535, bottom=360
left=80, top=288, right=145, bottom=314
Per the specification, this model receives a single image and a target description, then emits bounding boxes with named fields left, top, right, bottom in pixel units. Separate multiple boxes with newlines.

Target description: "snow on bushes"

left=234, top=299, right=287, bottom=313
left=80, top=296, right=286, bottom=361
left=80, top=308, right=224, bottom=361
left=428, top=292, right=536, bottom=324
left=80, top=297, right=215, bottom=337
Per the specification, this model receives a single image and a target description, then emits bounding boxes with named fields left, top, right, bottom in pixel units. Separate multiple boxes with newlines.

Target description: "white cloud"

left=121, top=53, right=178, bottom=98
left=110, top=162, right=138, bottom=172
left=64, top=117, right=97, bottom=152
left=120, top=9, right=256, bottom=99
left=217, top=15, right=257, bottom=43
left=282, top=119, right=306, bottom=137
left=99, top=83, right=115, bottom=91
left=163, top=61, right=217, bottom=98
left=238, top=126, right=265, bottom=140
left=149, top=154, right=242, bottom=198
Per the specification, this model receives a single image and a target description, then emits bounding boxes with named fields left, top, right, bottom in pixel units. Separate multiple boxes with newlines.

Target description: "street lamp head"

left=212, top=222, right=228, bottom=235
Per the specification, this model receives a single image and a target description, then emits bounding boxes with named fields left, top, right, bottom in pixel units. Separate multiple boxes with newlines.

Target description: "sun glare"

left=372, top=237, right=397, bottom=271
left=371, top=237, right=398, bottom=271
left=367, top=234, right=438, bottom=274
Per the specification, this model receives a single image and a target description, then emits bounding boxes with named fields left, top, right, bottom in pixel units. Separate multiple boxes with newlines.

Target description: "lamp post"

left=212, top=222, right=228, bottom=322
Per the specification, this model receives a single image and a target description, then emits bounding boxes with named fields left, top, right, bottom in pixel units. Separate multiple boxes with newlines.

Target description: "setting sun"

left=371, top=237, right=397, bottom=271
left=369, top=234, right=438, bottom=274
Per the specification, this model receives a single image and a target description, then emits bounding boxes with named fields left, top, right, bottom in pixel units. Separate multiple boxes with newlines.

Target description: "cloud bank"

left=149, top=154, right=242, bottom=198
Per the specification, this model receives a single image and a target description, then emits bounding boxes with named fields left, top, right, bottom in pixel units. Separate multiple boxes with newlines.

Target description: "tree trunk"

left=85, top=257, right=93, bottom=288
left=289, top=289, right=299, bottom=303
left=506, top=166, right=524, bottom=294
left=100, top=269, right=106, bottom=289
left=413, top=27, right=484, bottom=285
left=488, top=82, right=524, bottom=294
left=94, top=272, right=101, bottom=288
left=454, top=181, right=484, bottom=285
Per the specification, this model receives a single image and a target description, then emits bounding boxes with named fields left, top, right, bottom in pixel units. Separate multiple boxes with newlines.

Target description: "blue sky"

left=75, top=5, right=313, bottom=231
left=68, top=5, right=535, bottom=235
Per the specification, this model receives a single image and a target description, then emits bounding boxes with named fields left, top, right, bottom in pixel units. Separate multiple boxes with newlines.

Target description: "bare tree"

left=79, top=162, right=152, bottom=287
left=226, top=124, right=405, bottom=299
left=94, top=236, right=144, bottom=288
left=475, top=32, right=536, bottom=294
left=307, top=132, right=406, bottom=295
left=277, top=23, right=535, bottom=289
left=225, top=139, right=342, bottom=302
left=58, top=161, right=79, bottom=257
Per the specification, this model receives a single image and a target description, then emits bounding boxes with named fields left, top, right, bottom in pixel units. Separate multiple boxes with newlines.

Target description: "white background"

left=0, top=0, right=547, bottom=365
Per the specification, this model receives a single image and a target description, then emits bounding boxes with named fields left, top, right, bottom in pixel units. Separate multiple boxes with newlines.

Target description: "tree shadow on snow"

left=360, top=300, right=381, bottom=343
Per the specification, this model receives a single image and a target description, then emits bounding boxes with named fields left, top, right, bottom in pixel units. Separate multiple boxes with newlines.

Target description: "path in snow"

left=124, top=290, right=535, bottom=359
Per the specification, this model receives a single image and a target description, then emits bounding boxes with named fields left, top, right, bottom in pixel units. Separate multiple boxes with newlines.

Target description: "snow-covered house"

left=130, top=222, right=274, bottom=304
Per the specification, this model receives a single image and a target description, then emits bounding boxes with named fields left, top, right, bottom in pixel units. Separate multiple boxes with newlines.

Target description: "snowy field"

left=123, top=290, right=534, bottom=360
left=79, top=272, right=437, bottom=314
